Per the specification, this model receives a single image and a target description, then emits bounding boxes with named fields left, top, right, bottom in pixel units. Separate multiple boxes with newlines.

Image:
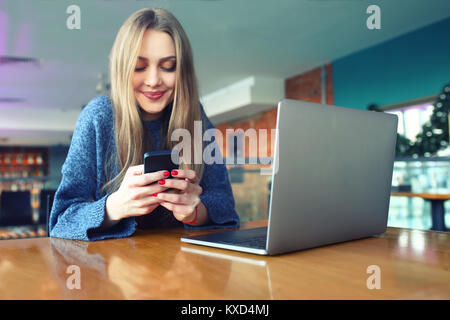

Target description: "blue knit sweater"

left=49, top=95, right=240, bottom=241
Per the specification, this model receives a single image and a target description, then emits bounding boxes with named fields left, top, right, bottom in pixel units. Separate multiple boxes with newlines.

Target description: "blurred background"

left=0, top=0, right=449, bottom=239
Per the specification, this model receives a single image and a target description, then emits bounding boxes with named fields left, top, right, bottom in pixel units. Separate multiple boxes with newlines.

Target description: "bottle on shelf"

left=36, top=155, right=43, bottom=165
left=4, top=154, right=11, bottom=165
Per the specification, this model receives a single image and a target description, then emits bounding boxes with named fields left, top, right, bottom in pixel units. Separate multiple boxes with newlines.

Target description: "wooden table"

left=0, top=220, right=449, bottom=300
left=391, top=192, right=450, bottom=231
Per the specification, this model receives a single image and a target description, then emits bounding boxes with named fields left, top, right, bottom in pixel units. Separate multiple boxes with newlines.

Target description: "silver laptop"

left=181, top=99, right=398, bottom=255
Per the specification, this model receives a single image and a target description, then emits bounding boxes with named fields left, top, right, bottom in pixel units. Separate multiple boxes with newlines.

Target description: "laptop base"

left=181, top=227, right=268, bottom=255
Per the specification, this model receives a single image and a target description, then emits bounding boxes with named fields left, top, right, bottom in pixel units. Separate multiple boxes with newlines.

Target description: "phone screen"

left=144, top=150, right=179, bottom=174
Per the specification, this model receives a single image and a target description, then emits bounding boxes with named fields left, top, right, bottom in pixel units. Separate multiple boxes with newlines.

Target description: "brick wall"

left=285, top=63, right=334, bottom=104
left=214, top=64, right=334, bottom=221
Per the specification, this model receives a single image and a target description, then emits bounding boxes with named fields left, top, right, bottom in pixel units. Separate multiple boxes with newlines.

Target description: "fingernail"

left=152, top=193, right=158, bottom=197
left=158, top=180, right=165, bottom=185
left=163, top=171, right=170, bottom=177
left=171, top=170, right=178, bottom=176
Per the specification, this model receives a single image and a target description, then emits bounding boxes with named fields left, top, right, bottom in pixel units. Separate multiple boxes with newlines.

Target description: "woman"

left=49, top=8, right=239, bottom=241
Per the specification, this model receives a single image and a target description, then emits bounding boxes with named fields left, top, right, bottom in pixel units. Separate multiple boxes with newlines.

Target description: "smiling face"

left=132, top=28, right=177, bottom=121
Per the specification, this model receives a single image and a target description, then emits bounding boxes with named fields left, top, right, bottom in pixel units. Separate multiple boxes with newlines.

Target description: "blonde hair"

left=102, top=8, right=204, bottom=195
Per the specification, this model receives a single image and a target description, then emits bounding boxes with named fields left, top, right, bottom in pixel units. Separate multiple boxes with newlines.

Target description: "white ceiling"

left=0, top=0, right=449, bottom=145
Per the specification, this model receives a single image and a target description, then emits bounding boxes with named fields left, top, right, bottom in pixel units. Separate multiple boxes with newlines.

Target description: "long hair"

left=101, top=8, right=204, bottom=195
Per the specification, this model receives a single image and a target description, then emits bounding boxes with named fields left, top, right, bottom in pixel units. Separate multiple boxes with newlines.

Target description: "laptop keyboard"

left=189, top=227, right=268, bottom=250
left=214, top=235, right=267, bottom=249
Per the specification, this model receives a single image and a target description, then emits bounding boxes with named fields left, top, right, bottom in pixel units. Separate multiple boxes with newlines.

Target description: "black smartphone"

left=144, top=150, right=179, bottom=188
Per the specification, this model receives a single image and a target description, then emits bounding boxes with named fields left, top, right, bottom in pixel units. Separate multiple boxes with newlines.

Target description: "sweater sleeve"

left=183, top=107, right=240, bottom=230
left=49, top=97, right=136, bottom=241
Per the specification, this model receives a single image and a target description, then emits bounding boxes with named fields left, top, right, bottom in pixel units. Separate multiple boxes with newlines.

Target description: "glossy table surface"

left=391, top=191, right=450, bottom=201
left=0, top=220, right=449, bottom=300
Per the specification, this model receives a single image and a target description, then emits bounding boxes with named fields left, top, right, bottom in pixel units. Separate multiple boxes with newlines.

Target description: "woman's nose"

left=144, top=66, right=161, bottom=88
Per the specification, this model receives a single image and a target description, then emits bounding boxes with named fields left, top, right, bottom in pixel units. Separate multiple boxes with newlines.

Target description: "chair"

left=0, top=191, right=33, bottom=226
left=38, top=189, right=56, bottom=235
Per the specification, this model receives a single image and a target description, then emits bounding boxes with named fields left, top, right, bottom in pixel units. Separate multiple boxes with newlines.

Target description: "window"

left=386, top=103, right=434, bottom=142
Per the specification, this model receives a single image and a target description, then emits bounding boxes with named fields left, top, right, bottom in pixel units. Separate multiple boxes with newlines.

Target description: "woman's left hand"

left=156, top=169, right=203, bottom=223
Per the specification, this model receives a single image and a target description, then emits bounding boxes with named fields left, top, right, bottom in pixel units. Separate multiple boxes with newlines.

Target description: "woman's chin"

left=139, top=104, right=165, bottom=120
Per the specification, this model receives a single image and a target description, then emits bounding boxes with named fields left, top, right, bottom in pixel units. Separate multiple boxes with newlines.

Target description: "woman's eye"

left=134, top=64, right=176, bottom=72
left=162, top=64, right=176, bottom=72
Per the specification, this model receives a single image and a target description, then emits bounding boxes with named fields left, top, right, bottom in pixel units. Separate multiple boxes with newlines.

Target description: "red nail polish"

left=163, top=171, right=170, bottom=177
left=171, top=170, right=178, bottom=176
left=158, top=180, right=165, bottom=185
left=152, top=193, right=158, bottom=197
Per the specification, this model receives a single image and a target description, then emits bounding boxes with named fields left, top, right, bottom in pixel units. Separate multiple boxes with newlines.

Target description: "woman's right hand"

left=105, top=165, right=169, bottom=222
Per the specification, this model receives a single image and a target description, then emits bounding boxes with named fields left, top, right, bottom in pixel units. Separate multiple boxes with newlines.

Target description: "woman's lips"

left=142, top=91, right=165, bottom=101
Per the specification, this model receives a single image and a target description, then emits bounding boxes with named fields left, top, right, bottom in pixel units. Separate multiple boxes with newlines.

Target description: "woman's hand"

left=105, top=165, right=169, bottom=222
left=156, top=169, right=207, bottom=224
